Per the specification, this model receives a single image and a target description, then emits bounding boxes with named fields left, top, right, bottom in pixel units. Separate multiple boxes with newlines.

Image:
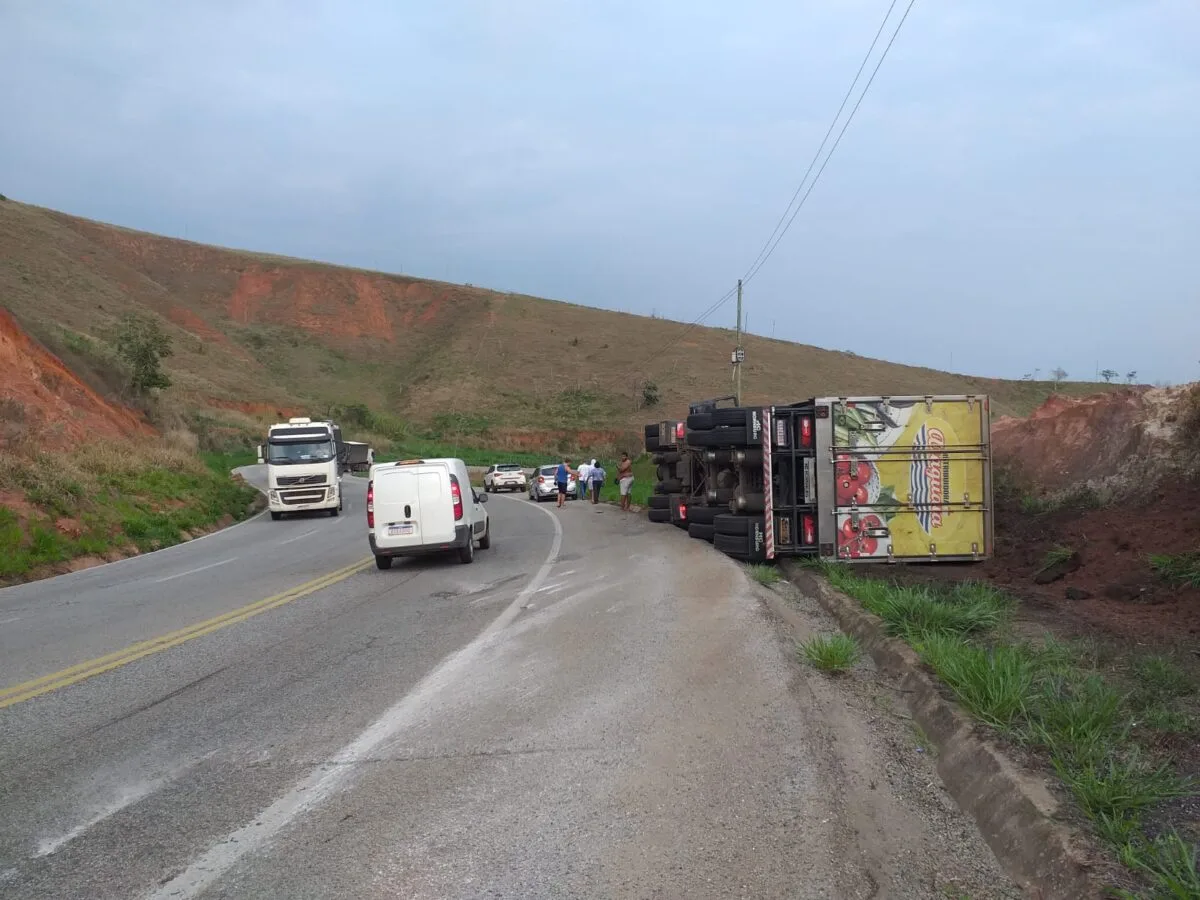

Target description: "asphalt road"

left=0, top=469, right=1015, bottom=899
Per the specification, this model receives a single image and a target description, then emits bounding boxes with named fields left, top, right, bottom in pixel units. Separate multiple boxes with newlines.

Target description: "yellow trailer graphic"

left=814, top=396, right=993, bottom=562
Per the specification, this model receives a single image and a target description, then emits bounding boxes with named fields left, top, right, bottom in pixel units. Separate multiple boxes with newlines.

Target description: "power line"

left=743, top=0, right=918, bottom=287
left=740, top=0, right=901, bottom=283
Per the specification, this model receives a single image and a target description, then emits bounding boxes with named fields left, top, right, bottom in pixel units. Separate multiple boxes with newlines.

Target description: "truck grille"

left=277, top=474, right=328, bottom=486
left=280, top=489, right=328, bottom=505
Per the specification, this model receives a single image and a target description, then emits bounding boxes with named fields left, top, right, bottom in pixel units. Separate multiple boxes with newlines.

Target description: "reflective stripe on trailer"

left=762, top=407, right=775, bottom=559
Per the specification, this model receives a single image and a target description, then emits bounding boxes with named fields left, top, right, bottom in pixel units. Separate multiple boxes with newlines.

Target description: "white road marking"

left=35, top=779, right=163, bottom=858
left=152, top=558, right=237, bottom=584
left=0, top=615, right=22, bottom=625
left=145, top=496, right=563, bottom=900
left=278, top=528, right=319, bottom=545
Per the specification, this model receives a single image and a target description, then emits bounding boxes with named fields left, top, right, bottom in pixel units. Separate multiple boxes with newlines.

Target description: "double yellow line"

left=0, top=557, right=371, bottom=710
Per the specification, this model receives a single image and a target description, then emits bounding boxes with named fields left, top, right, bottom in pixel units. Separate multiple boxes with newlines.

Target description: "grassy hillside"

left=0, top=199, right=1109, bottom=454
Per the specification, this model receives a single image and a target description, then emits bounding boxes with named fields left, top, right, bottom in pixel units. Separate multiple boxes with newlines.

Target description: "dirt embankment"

left=0, top=307, right=152, bottom=449
left=984, top=386, right=1200, bottom=643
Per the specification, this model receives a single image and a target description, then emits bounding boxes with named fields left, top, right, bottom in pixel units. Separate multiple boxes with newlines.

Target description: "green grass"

left=1020, top=484, right=1109, bottom=516
left=598, top=454, right=656, bottom=506
left=746, top=563, right=781, bottom=586
left=800, top=633, right=860, bottom=673
left=813, top=562, right=1200, bottom=898
left=1148, top=552, right=1200, bottom=589
left=0, top=442, right=259, bottom=582
left=200, top=449, right=257, bottom=475
left=1041, top=544, right=1077, bottom=568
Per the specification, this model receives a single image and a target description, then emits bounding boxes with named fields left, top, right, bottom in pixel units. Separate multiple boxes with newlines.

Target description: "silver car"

left=528, top=464, right=578, bottom=502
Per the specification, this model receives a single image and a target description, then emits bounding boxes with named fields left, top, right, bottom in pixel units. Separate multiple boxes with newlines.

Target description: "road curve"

left=0, top=480, right=1016, bottom=899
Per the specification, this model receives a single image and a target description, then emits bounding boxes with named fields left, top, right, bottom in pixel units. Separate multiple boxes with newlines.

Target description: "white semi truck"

left=257, top=417, right=344, bottom=520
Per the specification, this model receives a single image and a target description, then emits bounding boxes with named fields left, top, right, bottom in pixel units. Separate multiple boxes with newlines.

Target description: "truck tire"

left=686, top=412, right=714, bottom=431
left=712, top=407, right=753, bottom=428
left=645, top=435, right=661, bottom=452
left=329, top=507, right=339, bottom=517
left=270, top=511, right=283, bottom=521
left=715, top=513, right=761, bottom=536
left=655, top=463, right=678, bottom=482
left=688, top=426, right=750, bottom=448
left=686, top=506, right=721, bottom=526
left=648, top=495, right=671, bottom=510
left=374, top=555, right=393, bottom=570
left=688, top=522, right=716, bottom=542
left=655, top=478, right=683, bottom=494
left=651, top=451, right=681, bottom=465
left=644, top=423, right=659, bottom=439
left=648, top=508, right=672, bottom=523
left=714, top=532, right=750, bottom=560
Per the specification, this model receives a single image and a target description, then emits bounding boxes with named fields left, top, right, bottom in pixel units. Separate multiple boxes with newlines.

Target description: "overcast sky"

left=3, top=1, right=1198, bottom=384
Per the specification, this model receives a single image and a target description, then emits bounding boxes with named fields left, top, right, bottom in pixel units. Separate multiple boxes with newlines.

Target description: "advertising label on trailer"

left=813, top=396, right=993, bottom=562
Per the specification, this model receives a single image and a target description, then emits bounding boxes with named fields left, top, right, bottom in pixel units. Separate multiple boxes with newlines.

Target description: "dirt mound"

left=0, top=308, right=152, bottom=448
left=992, top=386, right=1196, bottom=495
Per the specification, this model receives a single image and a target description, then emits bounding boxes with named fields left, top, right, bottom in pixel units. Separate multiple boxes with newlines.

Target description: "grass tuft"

left=914, top=632, right=1034, bottom=730
left=1041, top=544, right=1076, bottom=568
left=800, top=633, right=860, bottom=673
left=746, top=563, right=781, bottom=586
left=1148, top=552, right=1200, bottom=589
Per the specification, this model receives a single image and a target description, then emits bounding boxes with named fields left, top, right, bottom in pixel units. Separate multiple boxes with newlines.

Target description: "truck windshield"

left=267, top=440, right=334, bottom=464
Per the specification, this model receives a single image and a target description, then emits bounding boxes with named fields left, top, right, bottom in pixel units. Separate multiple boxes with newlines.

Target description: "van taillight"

left=367, top=481, right=374, bottom=528
left=800, top=416, right=813, bottom=447
left=803, top=514, right=815, bottom=545
left=450, top=476, right=464, bottom=521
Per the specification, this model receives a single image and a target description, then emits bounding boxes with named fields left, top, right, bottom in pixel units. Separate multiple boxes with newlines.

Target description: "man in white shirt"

left=576, top=459, right=592, bottom=502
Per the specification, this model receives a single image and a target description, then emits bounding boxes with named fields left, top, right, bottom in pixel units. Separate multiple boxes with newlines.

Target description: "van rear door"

left=373, top=462, right=456, bottom=548
left=814, top=395, right=993, bottom=562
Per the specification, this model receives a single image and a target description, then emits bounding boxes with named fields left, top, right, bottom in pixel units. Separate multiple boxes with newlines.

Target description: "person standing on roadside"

left=617, top=452, right=634, bottom=511
left=555, top=457, right=575, bottom=508
left=577, top=458, right=592, bottom=503
left=590, top=459, right=605, bottom=504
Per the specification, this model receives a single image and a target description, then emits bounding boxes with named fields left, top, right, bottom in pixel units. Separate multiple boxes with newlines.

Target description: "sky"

left=3, top=0, right=1199, bottom=385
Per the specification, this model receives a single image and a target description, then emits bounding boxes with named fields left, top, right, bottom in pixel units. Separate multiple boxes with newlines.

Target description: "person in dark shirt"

left=555, top=457, right=575, bottom=508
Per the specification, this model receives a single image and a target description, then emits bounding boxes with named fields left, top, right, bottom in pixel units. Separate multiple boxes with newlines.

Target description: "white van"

left=367, top=458, right=490, bottom=569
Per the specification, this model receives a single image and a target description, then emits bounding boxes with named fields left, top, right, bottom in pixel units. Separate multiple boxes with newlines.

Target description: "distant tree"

left=1126, top=370, right=1138, bottom=384
left=641, top=381, right=660, bottom=408
left=1051, top=367, right=1068, bottom=383
left=1100, top=369, right=1118, bottom=383
left=115, top=313, right=173, bottom=395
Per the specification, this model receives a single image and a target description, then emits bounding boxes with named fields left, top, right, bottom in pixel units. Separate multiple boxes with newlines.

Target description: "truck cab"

left=257, top=417, right=343, bottom=520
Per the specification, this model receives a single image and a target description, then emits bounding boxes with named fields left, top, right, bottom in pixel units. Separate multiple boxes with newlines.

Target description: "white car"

left=483, top=463, right=527, bottom=493
left=528, top=464, right=579, bottom=502
left=367, top=457, right=490, bottom=569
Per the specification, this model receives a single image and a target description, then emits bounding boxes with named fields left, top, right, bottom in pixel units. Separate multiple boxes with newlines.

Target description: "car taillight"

left=800, top=416, right=813, bottom=448
left=538, top=476, right=545, bottom=484
left=367, top=481, right=374, bottom=528
left=803, top=514, right=815, bottom=545
left=450, top=476, right=464, bottom=521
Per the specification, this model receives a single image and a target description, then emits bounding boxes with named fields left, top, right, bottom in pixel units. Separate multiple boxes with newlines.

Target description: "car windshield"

left=267, top=440, right=334, bottom=464
left=497, top=465, right=522, bottom=472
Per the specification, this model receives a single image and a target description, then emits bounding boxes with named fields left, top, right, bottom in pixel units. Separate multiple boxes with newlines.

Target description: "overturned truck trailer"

left=643, top=395, right=993, bottom=565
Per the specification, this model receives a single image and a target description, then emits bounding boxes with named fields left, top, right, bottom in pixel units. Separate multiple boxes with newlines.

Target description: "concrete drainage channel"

left=767, top=562, right=1111, bottom=899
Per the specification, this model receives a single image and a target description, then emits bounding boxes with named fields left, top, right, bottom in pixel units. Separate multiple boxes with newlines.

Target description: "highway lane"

left=1, top=486, right=1017, bottom=899
left=0, top=465, right=369, bottom=688
left=0, top=489, right=561, bottom=899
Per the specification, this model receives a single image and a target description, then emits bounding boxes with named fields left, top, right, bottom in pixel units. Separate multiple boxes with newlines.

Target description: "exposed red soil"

left=0, top=307, right=153, bottom=449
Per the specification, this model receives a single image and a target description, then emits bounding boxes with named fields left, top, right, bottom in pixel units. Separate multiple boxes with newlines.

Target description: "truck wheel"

left=655, top=478, right=683, bottom=494
left=687, top=506, right=722, bottom=526
left=647, top=495, right=671, bottom=510
left=651, top=451, right=681, bottom=465
left=270, top=511, right=282, bottom=521
left=647, top=508, right=672, bottom=523
left=688, top=522, right=716, bottom=542
left=686, top=412, right=714, bottom=430
left=329, top=507, right=339, bottom=517
left=458, top=537, right=475, bottom=564
left=374, top=555, right=393, bottom=570
left=479, top=523, right=492, bottom=550
left=712, top=407, right=753, bottom=428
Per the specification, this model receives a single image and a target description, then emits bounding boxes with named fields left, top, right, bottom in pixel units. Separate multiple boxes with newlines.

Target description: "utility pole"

left=733, top=279, right=744, bottom=406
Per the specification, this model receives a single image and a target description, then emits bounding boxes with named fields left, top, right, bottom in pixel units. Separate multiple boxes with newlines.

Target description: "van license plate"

left=388, top=523, right=415, bottom=536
